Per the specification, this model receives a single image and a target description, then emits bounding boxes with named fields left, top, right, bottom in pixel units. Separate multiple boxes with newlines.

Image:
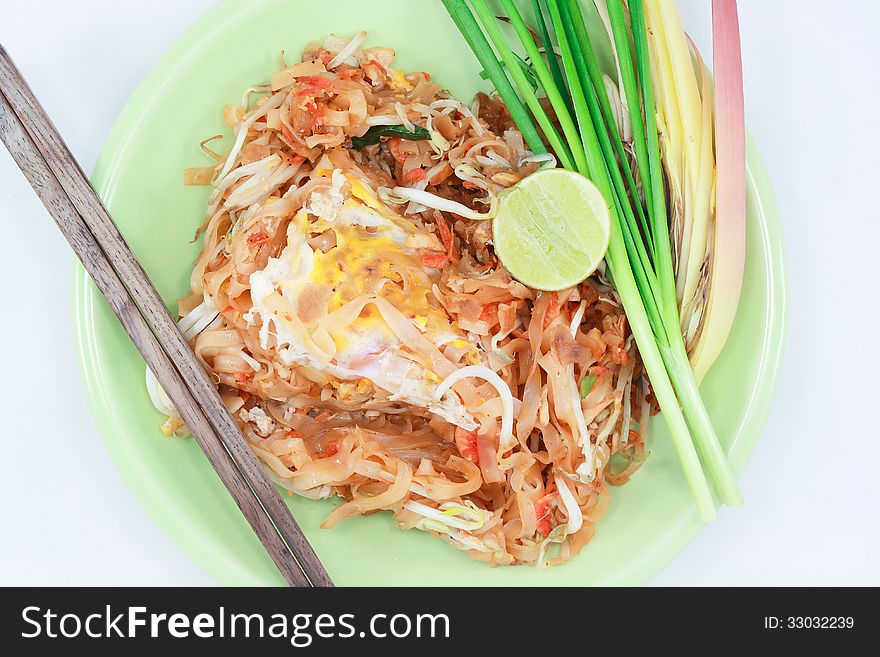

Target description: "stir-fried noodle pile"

left=150, top=33, right=654, bottom=566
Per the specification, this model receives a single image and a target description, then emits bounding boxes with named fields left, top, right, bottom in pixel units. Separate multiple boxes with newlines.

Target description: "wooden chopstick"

left=0, top=46, right=333, bottom=588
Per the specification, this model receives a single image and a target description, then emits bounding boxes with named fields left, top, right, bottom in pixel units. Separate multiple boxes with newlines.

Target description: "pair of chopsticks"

left=0, top=45, right=333, bottom=588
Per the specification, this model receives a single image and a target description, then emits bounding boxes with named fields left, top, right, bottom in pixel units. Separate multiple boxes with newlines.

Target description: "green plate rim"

left=71, top=0, right=787, bottom=586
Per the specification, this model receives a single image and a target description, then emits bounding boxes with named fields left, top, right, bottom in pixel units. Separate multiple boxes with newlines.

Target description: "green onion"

left=350, top=124, right=431, bottom=149
left=467, top=0, right=577, bottom=169
left=628, top=0, right=742, bottom=503
left=530, top=0, right=571, bottom=113
left=442, top=0, right=546, bottom=154
left=444, top=0, right=744, bottom=518
left=512, top=53, right=541, bottom=91
left=496, top=0, right=590, bottom=172
left=478, top=53, right=540, bottom=93
left=579, top=375, right=597, bottom=399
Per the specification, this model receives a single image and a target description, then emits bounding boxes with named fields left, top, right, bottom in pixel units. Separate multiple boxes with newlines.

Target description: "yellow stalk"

left=680, top=39, right=715, bottom=334
left=645, top=0, right=706, bottom=306
left=593, top=1, right=634, bottom=144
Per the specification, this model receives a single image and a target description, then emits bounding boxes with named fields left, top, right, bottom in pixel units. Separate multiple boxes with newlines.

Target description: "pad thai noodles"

left=147, top=32, right=655, bottom=566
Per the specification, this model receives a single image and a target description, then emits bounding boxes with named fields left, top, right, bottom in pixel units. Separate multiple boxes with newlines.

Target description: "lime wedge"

left=492, top=169, right=611, bottom=291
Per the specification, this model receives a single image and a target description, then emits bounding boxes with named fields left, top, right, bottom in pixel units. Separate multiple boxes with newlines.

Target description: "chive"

left=552, top=0, right=664, bottom=327
left=572, top=0, right=740, bottom=508
left=579, top=375, right=597, bottom=399
left=479, top=55, right=540, bottom=93
left=495, top=0, right=589, bottom=172
left=442, top=0, right=745, bottom=519
left=469, top=0, right=576, bottom=169
left=628, top=0, right=742, bottom=506
left=441, top=0, right=546, bottom=154
left=350, top=125, right=431, bottom=149
left=629, top=0, right=670, bottom=279
left=513, top=53, right=540, bottom=92
left=531, top=0, right=571, bottom=112
left=606, top=0, right=654, bottom=227
left=561, top=0, right=655, bottom=258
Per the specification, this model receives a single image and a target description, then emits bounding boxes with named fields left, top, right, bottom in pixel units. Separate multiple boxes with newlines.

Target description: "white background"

left=1, top=0, right=877, bottom=586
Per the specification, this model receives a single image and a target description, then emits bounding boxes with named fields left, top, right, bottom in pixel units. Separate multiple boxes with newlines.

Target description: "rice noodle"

left=150, top=32, right=652, bottom=567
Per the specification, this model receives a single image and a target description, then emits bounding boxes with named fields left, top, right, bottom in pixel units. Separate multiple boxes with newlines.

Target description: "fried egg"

left=245, top=169, right=476, bottom=430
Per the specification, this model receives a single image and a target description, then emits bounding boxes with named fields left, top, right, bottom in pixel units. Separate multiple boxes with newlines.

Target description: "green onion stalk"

left=442, top=0, right=742, bottom=519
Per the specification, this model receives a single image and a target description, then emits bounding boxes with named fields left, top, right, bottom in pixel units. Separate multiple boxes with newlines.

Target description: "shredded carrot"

left=221, top=305, right=234, bottom=313
left=367, top=58, right=387, bottom=74
left=543, top=291, right=564, bottom=329
left=280, top=126, right=296, bottom=149
left=434, top=212, right=458, bottom=264
left=319, top=440, right=340, bottom=458
left=535, top=491, right=559, bottom=538
left=536, top=513, right=552, bottom=538
left=248, top=232, right=271, bottom=246
left=454, top=427, right=479, bottom=463
left=404, top=167, right=427, bottom=182
left=479, top=301, right=500, bottom=323
left=296, top=75, right=331, bottom=96
left=422, top=71, right=432, bottom=81
left=422, top=252, right=447, bottom=268
left=305, top=100, right=322, bottom=118
left=285, top=429, right=306, bottom=439
left=388, top=138, right=408, bottom=164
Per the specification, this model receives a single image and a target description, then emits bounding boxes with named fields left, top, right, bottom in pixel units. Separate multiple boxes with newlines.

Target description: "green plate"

left=73, top=0, right=786, bottom=586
